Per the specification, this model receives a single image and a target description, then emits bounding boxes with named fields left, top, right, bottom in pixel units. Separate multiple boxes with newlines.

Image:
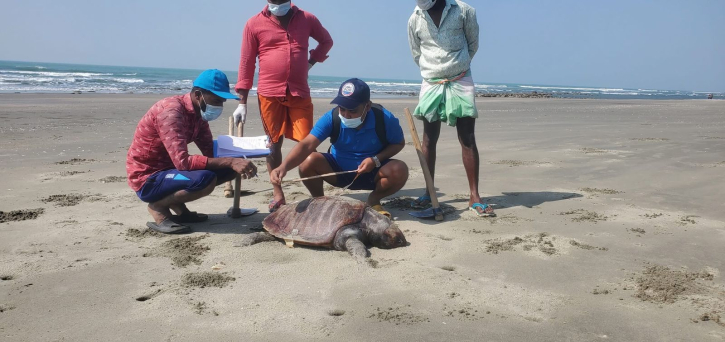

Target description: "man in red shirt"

left=234, top=1, right=333, bottom=212
left=126, top=69, right=257, bottom=234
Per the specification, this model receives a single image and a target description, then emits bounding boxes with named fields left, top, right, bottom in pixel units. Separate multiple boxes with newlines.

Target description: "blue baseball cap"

left=330, top=78, right=370, bottom=109
left=192, top=69, right=240, bottom=100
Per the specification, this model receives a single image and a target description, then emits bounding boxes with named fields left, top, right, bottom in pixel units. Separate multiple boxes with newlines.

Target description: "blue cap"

left=330, top=78, right=370, bottom=109
left=192, top=69, right=240, bottom=100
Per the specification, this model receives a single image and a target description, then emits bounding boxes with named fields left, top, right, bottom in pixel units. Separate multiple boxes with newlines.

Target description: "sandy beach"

left=1, top=94, right=724, bottom=341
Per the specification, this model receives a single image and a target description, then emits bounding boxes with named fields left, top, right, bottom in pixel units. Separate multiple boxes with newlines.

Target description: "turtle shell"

left=262, top=196, right=367, bottom=247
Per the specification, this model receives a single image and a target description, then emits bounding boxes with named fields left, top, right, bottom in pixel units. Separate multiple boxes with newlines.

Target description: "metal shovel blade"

left=408, top=207, right=444, bottom=219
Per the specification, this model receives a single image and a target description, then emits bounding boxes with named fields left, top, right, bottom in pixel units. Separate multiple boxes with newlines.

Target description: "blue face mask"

left=268, top=1, right=291, bottom=16
left=200, top=95, right=223, bottom=121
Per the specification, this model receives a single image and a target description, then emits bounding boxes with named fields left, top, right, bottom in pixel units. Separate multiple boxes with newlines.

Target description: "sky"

left=0, top=0, right=723, bottom=92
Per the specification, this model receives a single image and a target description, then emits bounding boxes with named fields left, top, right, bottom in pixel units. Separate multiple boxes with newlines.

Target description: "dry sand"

left=1, top=94, right=725, bottom=341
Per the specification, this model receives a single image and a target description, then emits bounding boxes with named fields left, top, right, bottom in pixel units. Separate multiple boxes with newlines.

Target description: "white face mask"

left=416, top=0, right=436, bottom=11
left=268, top=1, right=291, bottom=16
left=339, top=106, right=368, bottom=129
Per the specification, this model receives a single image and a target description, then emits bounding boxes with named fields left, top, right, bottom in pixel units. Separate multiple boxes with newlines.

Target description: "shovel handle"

left=404, top=108, right=443, bottom=221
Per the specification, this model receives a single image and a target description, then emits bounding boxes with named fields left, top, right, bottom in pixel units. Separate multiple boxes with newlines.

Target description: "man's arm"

left=270, top=134, right=322, bottom=184
left=281, top=134, right=322, bottom=170
left=407, top=14, right=422, bottom=66
left=308, top=14, right=333, bottom=66
left=236, top=23, right=258, bottom=104
left=357, top=142, right=405, bottom=174
left=206, top=157, right=257, bottom=178
left=464, top=6, right=479, bottom=59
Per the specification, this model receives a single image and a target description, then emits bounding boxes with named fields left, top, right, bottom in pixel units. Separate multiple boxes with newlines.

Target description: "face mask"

left=338, top=106, right=368, bottom=129
left=199, top=94, right=223, bottom=121
left=268, top=1, right=291, bottom=16
left=416, top=0, right=436, bottom=11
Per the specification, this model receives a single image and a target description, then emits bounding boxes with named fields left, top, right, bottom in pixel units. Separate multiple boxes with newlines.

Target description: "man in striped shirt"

left=126, top=70, right=258, bottom=234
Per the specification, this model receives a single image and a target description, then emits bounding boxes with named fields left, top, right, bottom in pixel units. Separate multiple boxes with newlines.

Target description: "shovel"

left=228, top=121, right=258, bottom=218
left=404, top=108, right=444, bottom=221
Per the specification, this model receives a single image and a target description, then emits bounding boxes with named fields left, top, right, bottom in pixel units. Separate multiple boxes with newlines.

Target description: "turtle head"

left=373, top=224, right=408, bottom=249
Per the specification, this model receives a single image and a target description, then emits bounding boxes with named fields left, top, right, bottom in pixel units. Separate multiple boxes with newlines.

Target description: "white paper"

left=216, top=135, right=270, bottom=158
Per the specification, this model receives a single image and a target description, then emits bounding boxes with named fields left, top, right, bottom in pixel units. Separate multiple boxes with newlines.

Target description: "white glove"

left=308, top=62, right=314, bottom=71
left=233, top=104, right=247, bottom=126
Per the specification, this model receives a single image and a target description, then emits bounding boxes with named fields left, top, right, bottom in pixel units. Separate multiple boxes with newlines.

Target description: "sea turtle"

left=240, top=196, right=407, bottom=263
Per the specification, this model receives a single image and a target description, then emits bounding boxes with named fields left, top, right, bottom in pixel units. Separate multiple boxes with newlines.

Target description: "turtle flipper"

left=344, top=237, right=370, bottom=264
left=238, top=232, right=277, bottom=246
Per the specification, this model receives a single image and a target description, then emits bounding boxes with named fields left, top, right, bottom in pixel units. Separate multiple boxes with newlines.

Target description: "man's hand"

left=233, top=104, right=247, bottom=127
left=357, top=158, right=376, bottom=174
left=270, top=167, right=287, bottom=185
left=231, top=159, right=257, bottom=179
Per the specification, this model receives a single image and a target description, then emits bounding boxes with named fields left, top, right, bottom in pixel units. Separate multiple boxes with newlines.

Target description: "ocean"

left=0, top=60, right=721, bottom=100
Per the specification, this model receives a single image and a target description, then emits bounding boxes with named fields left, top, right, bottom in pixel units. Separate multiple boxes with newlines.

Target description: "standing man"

left=407, top=0, right=495, bottom=217
left=126, top=69, right=258, bottom=234
left=234, top=1, right=333, bottom=212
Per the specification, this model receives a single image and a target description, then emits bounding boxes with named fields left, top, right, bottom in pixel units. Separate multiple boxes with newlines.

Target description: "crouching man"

left=126, top=69, right=257, bottom=234
left=270, top=78, right=408, bottom=218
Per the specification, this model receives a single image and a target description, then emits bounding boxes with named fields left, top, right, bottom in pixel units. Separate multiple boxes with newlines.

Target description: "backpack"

left=330, top=103, right=389, bottom=149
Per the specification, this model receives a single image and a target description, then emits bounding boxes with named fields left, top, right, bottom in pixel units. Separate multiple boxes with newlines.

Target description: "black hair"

left=191, top=86, right=212, bottom=95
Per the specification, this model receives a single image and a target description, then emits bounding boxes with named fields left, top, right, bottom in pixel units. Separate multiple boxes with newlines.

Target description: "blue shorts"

left=136, top=169, right=234, bottom=203
left=321, top=153, right=391, bottom=191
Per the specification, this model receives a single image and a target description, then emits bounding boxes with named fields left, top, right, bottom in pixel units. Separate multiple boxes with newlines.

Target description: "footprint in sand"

left=54, top=158, right=96, bottom=165
left=368, top=306, right=430, bottom=325
left=579, top=187, right=623, bottom=196
left=135, top=288, right=164, bottom=302
left=0, top=304, right=17, bottom=313
left=40, top=170, right=90, bottom=182
left=41, top=193, right=104, bottom=207
left=181, top=272, right=235, bottom=288
left=560, top=209, right=608, bottom=223
left=327, top=309, right=346, bottom=317
left=483, top=233, right=607, bottom=257
left=630, top=138, right=670, bottom=142
left=98, top=176, right=126, bottom=183
left=581, top=148, right=610, bottom=154
left=153, top=235, right=210, bottom=267
left=490, top=160, right=553, bottom=167
left=0, top=208, right=44, bottom=223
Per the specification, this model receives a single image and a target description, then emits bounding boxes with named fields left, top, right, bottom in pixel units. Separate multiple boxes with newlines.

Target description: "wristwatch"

left=372, top=156, right=381, bottom=168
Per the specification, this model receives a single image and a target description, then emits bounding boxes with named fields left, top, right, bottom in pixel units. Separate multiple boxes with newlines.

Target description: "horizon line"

left=1, top=59, right=721, bottom=94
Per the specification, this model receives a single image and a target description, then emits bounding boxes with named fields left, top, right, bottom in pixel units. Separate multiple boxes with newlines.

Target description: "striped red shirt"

left=126, top=94, right=214, bottom=191
left=236, top=4, right=333, bottom=98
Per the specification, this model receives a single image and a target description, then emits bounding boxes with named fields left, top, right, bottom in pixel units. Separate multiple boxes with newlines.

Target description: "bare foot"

left=147, top=203, right=173, bottom=224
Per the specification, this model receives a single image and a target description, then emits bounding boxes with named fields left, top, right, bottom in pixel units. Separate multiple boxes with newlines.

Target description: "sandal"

left=469, top=203, right=496, bottom=217
left=268, top=199, right=286, bottom=213
left=411, top=195, right=432, bottom=209
left=371, top=205, right=392, bottom=219
left=172, top=211, right=208, bottom=223
left=146, top=219, right=191, bottom=234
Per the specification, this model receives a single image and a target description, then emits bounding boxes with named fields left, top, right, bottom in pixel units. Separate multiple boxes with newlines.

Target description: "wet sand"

left=1, top=94, right=724, bottom=341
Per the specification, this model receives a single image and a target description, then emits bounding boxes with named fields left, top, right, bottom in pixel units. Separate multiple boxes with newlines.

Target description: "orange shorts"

left=257, top=90, right=313, bottom=144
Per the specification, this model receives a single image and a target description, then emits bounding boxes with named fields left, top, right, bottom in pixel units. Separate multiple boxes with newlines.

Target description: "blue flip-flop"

left=469, top=203, right=496, bottom=217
